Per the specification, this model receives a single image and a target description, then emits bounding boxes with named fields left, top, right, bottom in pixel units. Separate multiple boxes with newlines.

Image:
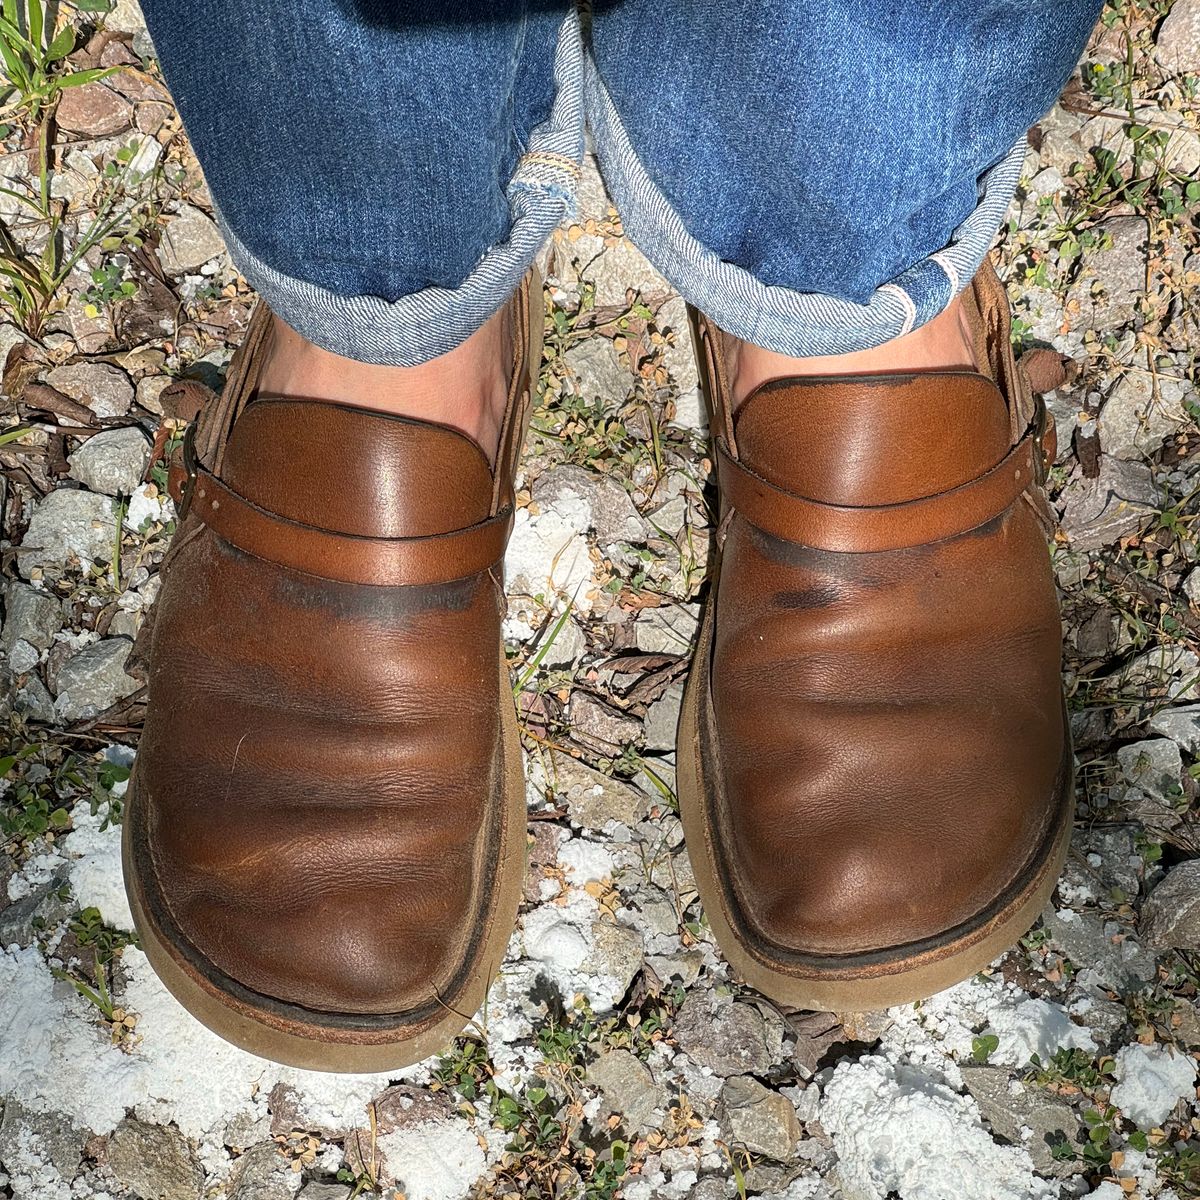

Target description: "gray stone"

left=635, top=888, right=679, bottom=938
left=45, top=362, right=134, bottom=420
left=1025, top=166, right=1065, bottom=201
left=586, top=1048, right=667, bottom=1131
left=1042, top=906, right=1112, bottom=968
left=588, top=236, right=661, bottom=308
left=1035, top=105, right=1089, bottom=176
left=674, top=991, right=776, bottom=1077
left=570, top=693, right=641, bottom=756
left=564, top=335, right=633, bottom=404
left=538, top=616, right=586, bottom=669
left=156, top=204, right=226, bottom=275
left=1185, top=570, right=1200, bottom=611
left=643, top=683, right=683, bottom=753
left=1073, top=995, right=1130, bottom=1042
left=1065, top=216, right=1149, bottom=333
left=689, top=1178, right=733, bottom=1200
left=1042, top=906, right=1154, bottom=993
left=533, top=463, right=645, bottom=554
left=0, top=321, right=27, bottom=366
left=786, top=1084, right=822, bottom=1126
left=634, top=603, right=700, bottom=655
left=1156, top=0, right=1200, bottom=74
left=1044, top=388, right=1082, bottom=461
left=0, top=1099, right=87, bottom=1190
left=586, top=920, right=644, bottom=1000
left=0, top=864, right=71, bottom=949
left=1118, top=645, right=1200, bottom=705
left=1087, top=107, right=1200, bottom=177
left=720, top=1076, right=802, bottom=1162
left=54, top=81, right=132, bottom=136
left=12, top=673, right=55, bottom=723
left=228, top=1142, right=293, bottom=1200
left=648, top=845, right=698, bottom=905
left=100, top=0, right=146, bottom=35
left=17, top=488, right=117, bottom=579
left=1118, top=738, right=1184, bottom=802
left=1149, top=704, right=1200, bottom=754
left=1141, top=860, right=1200, bottom=951
left=2, top=581, right=63, bottom=651
left=1069, top=824, right=1145, bottom=901
left=222, top=1109, right=272, bottom=1152
left=962, top=1067, right=1081, bottom=1177
left=548, top=752, right=649, bottom=830
left=297, top=1185, right=348, bottom=1200
left=109, top=608, right=141, bottom=640
left=1098, top=372, right=1191, bottom=460
left=7, top=639, right=38, bottom=674
left=647, top=950, right=704, bottom=987
left=657, top=296, right=702, bottom=409
left=1059, top=456, right=1163, bottom=551
left=106, top=1120, right=204, bottom=1200
left=67, top=426, right=151, bottom=496
left=742, top=1163, right=811, bottom=1195
left=53, top=638, right=139, bottom=719
left=136, top=375, right=173, bottom=415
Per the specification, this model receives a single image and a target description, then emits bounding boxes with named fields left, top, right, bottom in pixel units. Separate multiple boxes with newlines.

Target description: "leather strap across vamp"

left=677, top=260, right=1073, bottom=1009
left=123, top=277, right=541, bottom=1070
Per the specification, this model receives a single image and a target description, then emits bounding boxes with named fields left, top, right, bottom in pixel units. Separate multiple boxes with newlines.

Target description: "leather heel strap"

left=168, top=431, right=511, bottom=586
left=716, top=420, right=1043, bottom=554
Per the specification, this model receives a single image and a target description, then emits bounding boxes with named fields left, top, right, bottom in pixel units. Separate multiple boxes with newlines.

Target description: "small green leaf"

left=45, top=22, right=74, bottom=62
left=971, top=1033, right=1000, bottom=1063
left=55, top=65, right=118, bottom=89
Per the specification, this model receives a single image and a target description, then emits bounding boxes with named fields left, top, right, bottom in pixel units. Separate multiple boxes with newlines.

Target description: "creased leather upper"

left=704, top=263, right=1068, bottom=958
left=135, top=311, right=523, bottom=1018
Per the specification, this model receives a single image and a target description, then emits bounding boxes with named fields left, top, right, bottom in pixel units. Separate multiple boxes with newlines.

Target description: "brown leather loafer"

left=124, top=278, right=540, bottom=1070
left=679, top=261, right=1073, bottom=1010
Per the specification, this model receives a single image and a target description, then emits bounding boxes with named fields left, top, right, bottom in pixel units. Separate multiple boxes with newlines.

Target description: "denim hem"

left=215, top=11, right=585, bottom=367
left=583, top=64, right=1026, bottom=357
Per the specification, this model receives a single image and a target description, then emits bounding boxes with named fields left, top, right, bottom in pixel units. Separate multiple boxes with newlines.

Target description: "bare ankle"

left=257, top=304, right=515, bottom=464
left=724, top=292, right=979, bottom=411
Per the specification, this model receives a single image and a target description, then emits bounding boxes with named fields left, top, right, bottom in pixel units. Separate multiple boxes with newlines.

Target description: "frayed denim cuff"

left=215, top=13, right=586, bottom=367
left=584, top=65, right=1026, bottom=358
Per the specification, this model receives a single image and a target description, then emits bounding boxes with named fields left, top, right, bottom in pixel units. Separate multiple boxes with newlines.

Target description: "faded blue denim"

left=139, top=0, right=1101, bottom=365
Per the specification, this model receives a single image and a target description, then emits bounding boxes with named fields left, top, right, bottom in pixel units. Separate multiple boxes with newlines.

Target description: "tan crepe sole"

left=677, top=591, right=1075, bottom=1012
left=123, top=646, right=526, bottom=1073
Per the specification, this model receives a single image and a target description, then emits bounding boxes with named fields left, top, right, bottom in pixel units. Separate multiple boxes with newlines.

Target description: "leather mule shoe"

left=678, top=261, right=1072, bottom=1010
left=124, top=278, right=540, bottom=1070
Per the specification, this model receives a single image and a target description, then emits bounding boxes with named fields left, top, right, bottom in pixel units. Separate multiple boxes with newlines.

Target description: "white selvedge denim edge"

left=215, top=11, right=586, bottom=367
left=214, top=3, right=1025, bottom=366
left=583, top=63, right=1026, bottom=358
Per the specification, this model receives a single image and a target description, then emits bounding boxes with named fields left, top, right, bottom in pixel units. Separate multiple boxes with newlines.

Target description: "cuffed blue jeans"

left=140, top=0, right=1100, bottom=366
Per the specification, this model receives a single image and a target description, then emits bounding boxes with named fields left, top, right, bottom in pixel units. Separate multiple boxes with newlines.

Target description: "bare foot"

left=723, top=292, right=978, bottom=411
left=257, top=302, right=515, bottom=464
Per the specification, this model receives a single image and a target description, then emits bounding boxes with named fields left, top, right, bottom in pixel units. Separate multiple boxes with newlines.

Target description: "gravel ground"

left=2, top=2, right=1199, bottom=1199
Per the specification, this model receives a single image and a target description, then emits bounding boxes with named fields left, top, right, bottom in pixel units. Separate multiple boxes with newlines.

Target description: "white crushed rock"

left=123, top=482, right=175, bottom=533
left=1, top=827, right=423, bottom=1143
left=820, top=1053, right=1055, bottom=1200
left=1110, top=1042, right=1197, bottom=1129
left=62, top=805, right=133, bottom=931
left=0, top=1121, right=72, bottom=1200
left=6, top=848, right=66, bottom=904
left=886, top=974, right=1095, bottom=1076
left=504, top=490, right=595, bottom=612
left=376, top=1118, right=487, bottom=1200
left=556, top=836, right=613, bottom=884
